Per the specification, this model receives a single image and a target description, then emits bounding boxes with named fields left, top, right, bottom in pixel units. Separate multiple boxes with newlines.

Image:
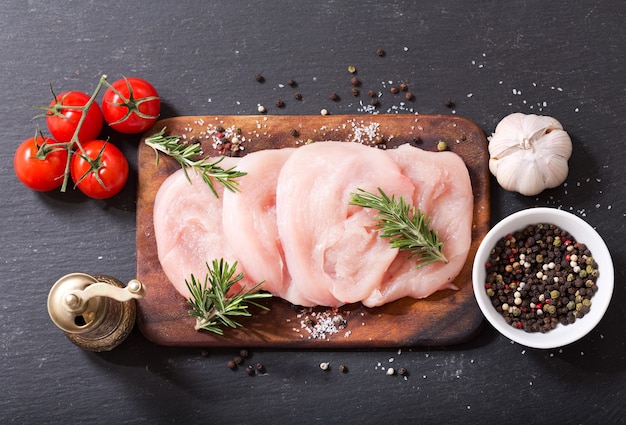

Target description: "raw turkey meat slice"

left=153, top=158, right=250, bottom=300
left=222, top=148, right=307, bottom=303
left=360, top=144, right=473, bottom=307
left=275, top=141, right=415, bottom=307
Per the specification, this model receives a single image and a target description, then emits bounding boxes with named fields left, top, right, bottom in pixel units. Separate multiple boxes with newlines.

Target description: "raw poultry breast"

left=153, top=142, right=473, bottom=308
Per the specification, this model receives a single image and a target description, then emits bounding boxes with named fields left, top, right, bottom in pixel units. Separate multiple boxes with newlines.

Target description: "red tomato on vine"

left=46, top=91, right=103, bottom=143
left=102, top=77, right=160, bottom=134
left=13, top=136, right=69, bottom=192
left=70, top=140, right=129, bottom=199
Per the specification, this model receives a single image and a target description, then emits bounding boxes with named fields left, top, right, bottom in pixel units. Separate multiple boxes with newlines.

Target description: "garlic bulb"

left=488, top=113, right=572, bottom=196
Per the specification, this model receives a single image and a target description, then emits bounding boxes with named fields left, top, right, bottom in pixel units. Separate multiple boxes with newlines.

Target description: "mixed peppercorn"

left=484, top=223, right=599, bottom=333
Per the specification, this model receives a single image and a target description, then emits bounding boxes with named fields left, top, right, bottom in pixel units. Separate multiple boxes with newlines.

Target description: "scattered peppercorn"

left=290, top=128, right=299, bottom=137
left=294, top=92, right=303, bottom=101
left=320, top=108, right=329, bottom=116
left=227, top=360, right=237, bottom=370
left=398, top=367, right=408, bottom=376
left=254, top=73, right=265, bottom=83
left=257, top=105, right=266, bottom=113
left=351, top=88, right=360, bottom=96
left=239, top=349, right=249, bottom=358
left=399, top=83, right=408, bottom=92
left=370, top=99, right=379, bottom=107
left=405, top=92, right=414, bottom=101
left=348, top=65, right=357, bottom=74
left=275, top=99, right=285, bottom=108
left=390, top=86, right=399, bottom=94
left=484, top=223, right=599, bottom=333
left=376, top=48, right=386, bottom=57
left=245, top=365, right=255, bottom=376
left=437, top=140, right=448, bottom=151
left=215, top=125, right=225, bottom=133
left=287, top=79, right=297, bottom=87
left=233, top=355, right=243, bottom=365
left=386, top=367, right=395, bottom=376
left=339, top=364, right=347, bottom=373
left=367, top=89, right=376, bottom=97
left=351, top=77, right=361, bottom=86
left=329, top=92, right=340, bottom=101
left=445, top=99, right=456, bottom=108
left=320, top=362, right=330, bottom=371
left=255, top=363, right=266, bottom=373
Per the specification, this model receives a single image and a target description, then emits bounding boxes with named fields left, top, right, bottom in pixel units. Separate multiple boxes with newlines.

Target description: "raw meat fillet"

left=221, top=148, right=305, bottom=303
left=275, top=141, right=416, bottom=306
left=360, top=144, right=473, bottom=307
left=153, top=158, right=250, bottom=299
left=153, top=141, right=473, bottom=309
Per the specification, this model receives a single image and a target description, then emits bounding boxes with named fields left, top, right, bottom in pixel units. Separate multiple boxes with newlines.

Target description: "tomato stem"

left=58, top=74, right=109, bottom=192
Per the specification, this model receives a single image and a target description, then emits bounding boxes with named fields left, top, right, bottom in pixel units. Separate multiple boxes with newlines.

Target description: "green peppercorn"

left=566, top=300, right=576, bottom=310
left=550, top=290, right=560, bottom=299
left=582, top=299, right=592, bottom=307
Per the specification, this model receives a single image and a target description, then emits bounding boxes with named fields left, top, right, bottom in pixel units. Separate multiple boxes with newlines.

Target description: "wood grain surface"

left=136, top=114, right=490, bottom=347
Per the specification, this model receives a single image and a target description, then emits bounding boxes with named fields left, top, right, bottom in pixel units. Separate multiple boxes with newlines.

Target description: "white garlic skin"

left=488, top=113, right=572, bottom=196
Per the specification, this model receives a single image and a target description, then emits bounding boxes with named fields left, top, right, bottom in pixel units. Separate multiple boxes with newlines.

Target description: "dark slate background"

left=1, top=1, right=624, bottom=423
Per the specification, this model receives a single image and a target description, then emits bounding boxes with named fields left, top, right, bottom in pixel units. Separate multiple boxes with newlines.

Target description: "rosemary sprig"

left=349, top=188, right=448, bottom=268
left=185, top=259, right=272, bottom=335
left=144, top=127, right=247, bottom=197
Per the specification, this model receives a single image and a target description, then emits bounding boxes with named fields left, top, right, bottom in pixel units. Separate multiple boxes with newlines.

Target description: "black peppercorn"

left=339, top=364, right=347, bottom=373
left=445, top=99, right=456, bottom=108
left=398, top=367, right=408, bottom=376
left=227, top=360, right=237, bottom=370
left=255, top=363, right=266, bottom=373
left=290, top=128, right=299, bottom=137
left=245, top=365, right=255, bottom=376
left=399, top=83, right=408, bottom=92
left=376, top=48, right=386, bottom=56
left=390, top=86, right=399, bottom=94
left=254, top=73, right=265, bottom=83
left=233, top=356, right=243, bottom=365
left=329, top=92, right=340, bottom=101
left=367, top=89, right=376, bottom=97
left=239, top=349, right=249, bottom=358
left=351, top=77, right=361, bottom=86
left=351, top=88, right=360, bottom=96
left=275, top=98, right=285, bottom=107
left=294, top=92, right=302, bottom=101
left=287, top=79, right=297, bottom=87
left=405, top=92, right=414, bottom=100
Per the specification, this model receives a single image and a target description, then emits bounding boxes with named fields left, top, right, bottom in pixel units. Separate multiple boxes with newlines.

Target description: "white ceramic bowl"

left=472, top=207, right=614, bottom=349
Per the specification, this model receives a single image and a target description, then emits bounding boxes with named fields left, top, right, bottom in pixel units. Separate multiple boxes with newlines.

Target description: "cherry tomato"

left=46, top=91, right=103, bottom=144
left=70, top=140, right=129, bottom=199
left=102, top=77, right=160, bottom=134
left=14, top=136, right=69, bottom=192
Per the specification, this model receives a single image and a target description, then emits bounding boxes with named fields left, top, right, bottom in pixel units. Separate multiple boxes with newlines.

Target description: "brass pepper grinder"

left=47, top=273, right=145, bottom=352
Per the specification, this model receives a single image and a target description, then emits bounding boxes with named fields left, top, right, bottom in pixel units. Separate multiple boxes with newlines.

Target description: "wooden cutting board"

left=136, top=114, right=490, bottom=348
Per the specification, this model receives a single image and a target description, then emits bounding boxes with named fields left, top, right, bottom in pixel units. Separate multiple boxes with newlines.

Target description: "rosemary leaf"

left=349, top=188, right=448, bottom=268
left=144, top=127, right=247, bottom=197
left=185, top=259, right=271, bottom=335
